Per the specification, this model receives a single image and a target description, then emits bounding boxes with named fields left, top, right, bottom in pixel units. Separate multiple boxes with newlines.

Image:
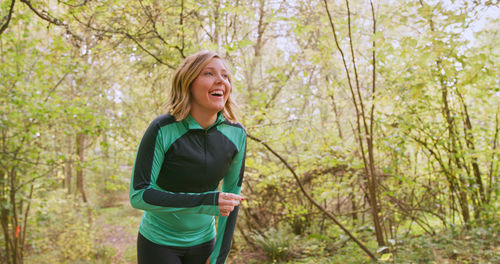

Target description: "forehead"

left=203, top=58, right=227, bottom=71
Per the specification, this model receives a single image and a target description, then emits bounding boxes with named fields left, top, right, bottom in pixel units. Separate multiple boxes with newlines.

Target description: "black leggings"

left=137, top=232, right=215, bottom=264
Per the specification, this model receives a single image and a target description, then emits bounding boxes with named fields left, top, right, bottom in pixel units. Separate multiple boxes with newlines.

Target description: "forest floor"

left=94, top=194, right=141, bottom=264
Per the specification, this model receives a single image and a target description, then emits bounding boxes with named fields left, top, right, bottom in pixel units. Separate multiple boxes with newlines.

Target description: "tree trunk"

left=4, top=168, right=23, bottom=264
left=75, top=133, right=88, bottom=203
left=350, top=192, right=358, bottom=222
left=322, top=0, right=386, bottom=247
left=0, top=168, right=9, bottom=263
left=246, top=0, right=267, bottom=96
left=65, top=136, right=73, bottom=194
left=487, top=107, right=499, bottom=203
left=456, top=89, right=485, bottom=218
left=419, top=0, right=472, bottom=226
left=212, top=0, right=221, bottom=49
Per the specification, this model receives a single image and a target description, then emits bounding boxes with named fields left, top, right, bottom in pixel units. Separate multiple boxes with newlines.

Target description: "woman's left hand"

left=218, top=192, right=244, bottom=216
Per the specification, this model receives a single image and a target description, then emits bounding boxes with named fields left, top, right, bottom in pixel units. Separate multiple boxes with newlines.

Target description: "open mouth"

left=210, top=90, right=224, bottom=97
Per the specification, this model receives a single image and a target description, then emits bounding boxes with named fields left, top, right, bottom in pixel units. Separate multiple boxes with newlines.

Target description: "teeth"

left=210, top=90, right=224, bottom=96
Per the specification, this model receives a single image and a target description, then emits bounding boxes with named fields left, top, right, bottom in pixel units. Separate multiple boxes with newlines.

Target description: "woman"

left=130, top=50, right=246, bottom=264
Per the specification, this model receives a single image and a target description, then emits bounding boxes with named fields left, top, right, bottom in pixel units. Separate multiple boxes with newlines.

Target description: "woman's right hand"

left=218, top=192, right=244, bottom=217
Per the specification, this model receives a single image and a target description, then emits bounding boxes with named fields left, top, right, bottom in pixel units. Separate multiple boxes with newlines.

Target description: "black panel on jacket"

left=156, top=128, right=238, bottom=193
left=133, top=114, right=177, bottom=190
left=143, top=188, right=218, bottom=207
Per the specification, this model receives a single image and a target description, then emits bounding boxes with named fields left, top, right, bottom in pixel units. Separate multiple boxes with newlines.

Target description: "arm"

left=210, top=133, right=247, bottom=264
left=129, top=117, right=221, bottom=216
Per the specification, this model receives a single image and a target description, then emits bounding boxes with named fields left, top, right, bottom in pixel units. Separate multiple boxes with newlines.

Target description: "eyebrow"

left=203, top=67, right=227, bottom=72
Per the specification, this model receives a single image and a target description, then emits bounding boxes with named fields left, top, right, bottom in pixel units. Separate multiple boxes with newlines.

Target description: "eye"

left=204, top=71, right=214, bottom=76
left=222, top=74, right=229, bottom=79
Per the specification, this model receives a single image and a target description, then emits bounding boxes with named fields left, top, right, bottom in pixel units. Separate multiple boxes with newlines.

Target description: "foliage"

left=0, top=0, right=499, bottom=263
left=26, top=190, right=101, bottom=263
left=251, top=226, right=299, bottom=262
left=394, top=221, right=500, bottom=263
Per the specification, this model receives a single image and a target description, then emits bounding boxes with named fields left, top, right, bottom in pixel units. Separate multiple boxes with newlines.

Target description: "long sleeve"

left=129, top=117, right=221, bottom=216
left=210, top=133, right=247, bottom=264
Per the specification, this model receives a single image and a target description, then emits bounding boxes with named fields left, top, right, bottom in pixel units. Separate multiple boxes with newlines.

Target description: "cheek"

left=225, top=88, right=232, bottom=101
left=190, top=89, right=205, bottom=106
left=191, top=81, right=207, bottom=98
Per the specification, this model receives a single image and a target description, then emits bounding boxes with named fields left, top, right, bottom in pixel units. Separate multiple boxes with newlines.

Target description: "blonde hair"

left=166, top=50, right=239, bottom=123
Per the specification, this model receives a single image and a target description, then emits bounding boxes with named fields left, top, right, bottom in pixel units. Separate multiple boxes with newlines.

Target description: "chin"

left=212, top=104, right=225, bottom=112
left=204, top=107, right=223, bottom=115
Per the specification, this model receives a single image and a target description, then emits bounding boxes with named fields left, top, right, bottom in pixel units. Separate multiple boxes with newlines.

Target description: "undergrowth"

left=231, top=220, right=499, bottom=264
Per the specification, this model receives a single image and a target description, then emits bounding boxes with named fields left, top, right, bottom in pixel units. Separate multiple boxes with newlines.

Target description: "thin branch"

left=19, top=0, right=83, bottom=43
left=247, top=133, right=377, bottom=261
left=138, top=0, right=184, bottom=58
left=0, top=0, right=15, bottom=35
left=322, top=0, right=369, bottom=181
left=346, top=0, right=367, bottom=134
left=179, top=0, right=185, bottom=58
left=20, top=183, right=34, bottom=252
left=125, top=33, right=175, bottom=69
left=192, top=10, right=214, bottom=42
left=322, top=0, right=357, bottom=110
left=369, top=0, right=376, bottom=138
left=71, top=6, right=181, bottom=67
left=456, top=87, right=485, bottom=204
left=43, top=72, right=70, bottom=103
left=487, top=105, right=499, bottom=203
left=20, top=0, right=63, bottom=26
left=59, top=0, right=88, bottom=8
left=264, top=64, right=297, bottom=109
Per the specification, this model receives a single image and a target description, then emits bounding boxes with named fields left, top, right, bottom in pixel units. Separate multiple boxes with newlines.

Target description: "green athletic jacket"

left=129, top=112, right=246, bottom=264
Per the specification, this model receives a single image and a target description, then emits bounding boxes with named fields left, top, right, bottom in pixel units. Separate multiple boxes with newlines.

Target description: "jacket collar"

left=184, top=112, right=225, bottom=130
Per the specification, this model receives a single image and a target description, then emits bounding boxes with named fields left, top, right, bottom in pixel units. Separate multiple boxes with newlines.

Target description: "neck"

left=190, top=108, right=218, bottom=129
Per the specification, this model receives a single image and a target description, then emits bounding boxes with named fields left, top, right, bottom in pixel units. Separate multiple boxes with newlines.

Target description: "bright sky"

left=435, top=0, right=500, bottom=45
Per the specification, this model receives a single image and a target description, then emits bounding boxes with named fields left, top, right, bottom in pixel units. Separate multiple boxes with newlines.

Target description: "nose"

left=215, top=73, right=225, bottom=83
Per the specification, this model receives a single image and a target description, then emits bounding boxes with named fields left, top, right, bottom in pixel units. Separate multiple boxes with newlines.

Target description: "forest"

left=1, top=0, right=499, bottom=263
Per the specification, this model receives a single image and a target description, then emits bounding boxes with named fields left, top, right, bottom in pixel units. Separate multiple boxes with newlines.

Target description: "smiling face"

left=190, top=58, right=231, bottom=116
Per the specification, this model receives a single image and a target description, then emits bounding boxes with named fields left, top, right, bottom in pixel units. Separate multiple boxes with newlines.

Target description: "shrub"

left=26, top=189, right=105, bottom=263
left=251, top=226, right=298, bottom=262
